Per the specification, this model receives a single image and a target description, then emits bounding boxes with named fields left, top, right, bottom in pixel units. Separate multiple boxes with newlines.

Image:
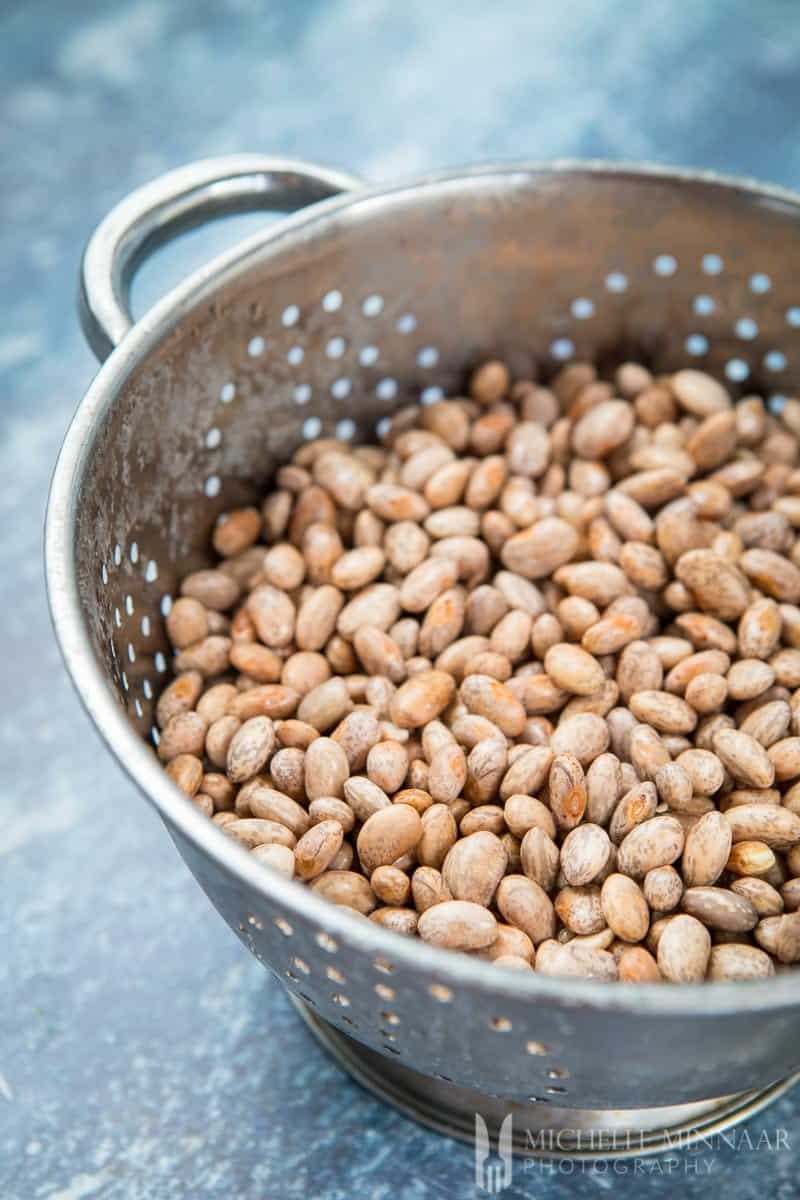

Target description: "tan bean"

left=548, top=753, right=587, bottom=832
left=304, top=737, right=349, bottom=800
left=310, top=870, right=377, bottom=915
left=708, top=944, right=775, bottom=981
left=550, top=713, right=610, bottom=765
left=682, top=810, right=732, bottom=887
left=357, top=804, right=423, bottom=874
left=418, top=900, right=498, bottom=949
left=442, top=831, right=508, bottom=907
left=460, top=674, right=526, bottom=736
left=500, top=517, right=580, bottom=579
left=726, top=840, right=776, bottom=877
left=643, top=865, right=684, bottom=912
left=681, top=886, right=758, bottom=933
left=497, top=875, right=556, bottom=945
left=554, top=885, right=605, bottom=935
left=251, top=842, right=296, bottom=878
left=560, top=824, right=612, bottom=885
left=390, top=670, right=456, bottom=729
left=617, top=815, right=685, bottom=878
left=713, top=728, right=775, bottom=789
left=544, top=643, right=605, bottom=696
left=657, top=913, right=711, bottom=982
left=226, top=716, right=275, bottom=784
left=724, top=804, right=800, bottom=851
left=601, top=874, right=650, bottom=942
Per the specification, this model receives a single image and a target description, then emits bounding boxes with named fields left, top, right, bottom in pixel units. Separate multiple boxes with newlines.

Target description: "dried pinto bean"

left=151, top=355, right=800, bottom=984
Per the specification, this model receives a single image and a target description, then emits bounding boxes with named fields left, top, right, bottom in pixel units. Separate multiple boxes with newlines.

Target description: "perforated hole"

left=294, top=384, right=311, bottom=406
left=381, top=1011, right=400, bottom=1026
left=204, top=475, right=221, bottom=498
left=274, top=918, right=293, bottom=937
left=302, top=416, right=322, bottom=440
left=331, top=377, right=352, bottom=400
left=326, top=336, right=346, bottom=359
left=769, top=393, right=788, bottom=414
left=570, top=298, right=595, bottom=319
left=220, top=381, right=236, bottom=404
left=134, top=699, right=144, bottom=719
left=125, top=594, right=134, bottom=616
left=293, top=957, right=310, bottom=975
left=362, top=294, right=383, bottom=317
left=145, top=560, right=158, bottom=583
left=121, top=671, right=129, bottom=691
left=127, top=643, right=136, bottom=664
left=490, top=1016, right=512, bottom=1032
left=653, top=254, right=677, bottom=276
left=142, top=679, right=153, bottom=700
left=114, top=607, right=122, bottom=628
left=154, top=651, right=167, bottom=673
left=335, top=418, right=356, bottom=441
left=331, top=992, right=350, bottom=1007
left=702, top=253, right=724, bottom=275
left=750, top=272, right=771, bottom=293
left=316, top=931, right=338, bottom=953
left=140, top=615, right=151, bottom=637
left=736, top=317, right=758, bottom=340
left=685, top=334, right=708, bottom=356
left=282, top=304, right=300, bottom=327
left=396, top=313, right=417, bottom=333
left=546, top=1086, right=567, bottom=1096
left=376, top=378, right=398, bottom=401
left=205, top=428, right=222, bottom=449
left=420, top=386, right=444, bottom=405
left=322, top=290, right=342, bottom=312
left=160, top=595, right=172, bottom=617
left=765, top=350, right=787, bottom=371
left=114, top=543, right=122, bottom=566
left=550, top=338, right=574, bottom=361
left=547, top=1067, right=570, bottom=1080
left=787, top=307, right=800, bottom=327
left=129, top=542, right=139, bottom=565
left=375, top=983, right=395, bottom=1001
left=326, top=966, right=345, bottom=984
left=693, top=295, right=715, bottom=316
left=428, top=983, right=452, bottom=1002
left=101, top=563, right=108, bottom=586
left=359, top=345, right=379, bottom=366
left=417, top=346, right=439, bottom=368
left=247, top=336, right=265, bottom=358
left=605, top=271, right=627, bottom=292
left=725, top=358, right=750, bottom=382
left=375, top=416, right=391, bottom=438
left=287, top=345, right=304, bottom=366
left=247, top=915, right=263, bottom=930
left=373, top=957, right=394, bottom=974
left=526, top=1040, right=549, bottom=1056
left=151, top=726, right=160, bottom=745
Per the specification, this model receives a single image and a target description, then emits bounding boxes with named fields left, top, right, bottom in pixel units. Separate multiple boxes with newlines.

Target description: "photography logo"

left=475, top=1113, right=514, bottom=1193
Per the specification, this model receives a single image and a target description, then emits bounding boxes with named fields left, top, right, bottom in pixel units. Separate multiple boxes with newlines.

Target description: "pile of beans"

left=153, top=358, right=800, bottom=984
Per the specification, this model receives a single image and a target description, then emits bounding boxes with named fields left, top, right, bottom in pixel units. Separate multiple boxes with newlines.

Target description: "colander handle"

left=78, top=154, right=362, bottom=362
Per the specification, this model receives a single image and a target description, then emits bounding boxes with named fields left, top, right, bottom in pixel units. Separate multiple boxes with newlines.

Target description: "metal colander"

left=46, top=155, right=800, bottom=1157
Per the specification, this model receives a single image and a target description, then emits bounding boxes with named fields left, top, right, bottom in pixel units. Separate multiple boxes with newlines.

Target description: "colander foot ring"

left=291, top=997, right=799, bottom=1160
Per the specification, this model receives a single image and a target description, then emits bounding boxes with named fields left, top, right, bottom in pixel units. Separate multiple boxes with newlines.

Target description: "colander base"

left=291, top=997, right=799, bottom=1160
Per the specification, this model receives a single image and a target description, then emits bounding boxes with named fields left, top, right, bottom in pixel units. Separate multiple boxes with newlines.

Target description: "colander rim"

left=46, top=157, right=800, bottom=1017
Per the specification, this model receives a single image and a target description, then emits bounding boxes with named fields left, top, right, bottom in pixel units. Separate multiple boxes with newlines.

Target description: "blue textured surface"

left=2, top=2, right=800, bottom=1196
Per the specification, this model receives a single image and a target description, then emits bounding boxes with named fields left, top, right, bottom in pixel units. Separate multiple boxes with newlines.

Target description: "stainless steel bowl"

left=46, top=155, right=800, bottom=1157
